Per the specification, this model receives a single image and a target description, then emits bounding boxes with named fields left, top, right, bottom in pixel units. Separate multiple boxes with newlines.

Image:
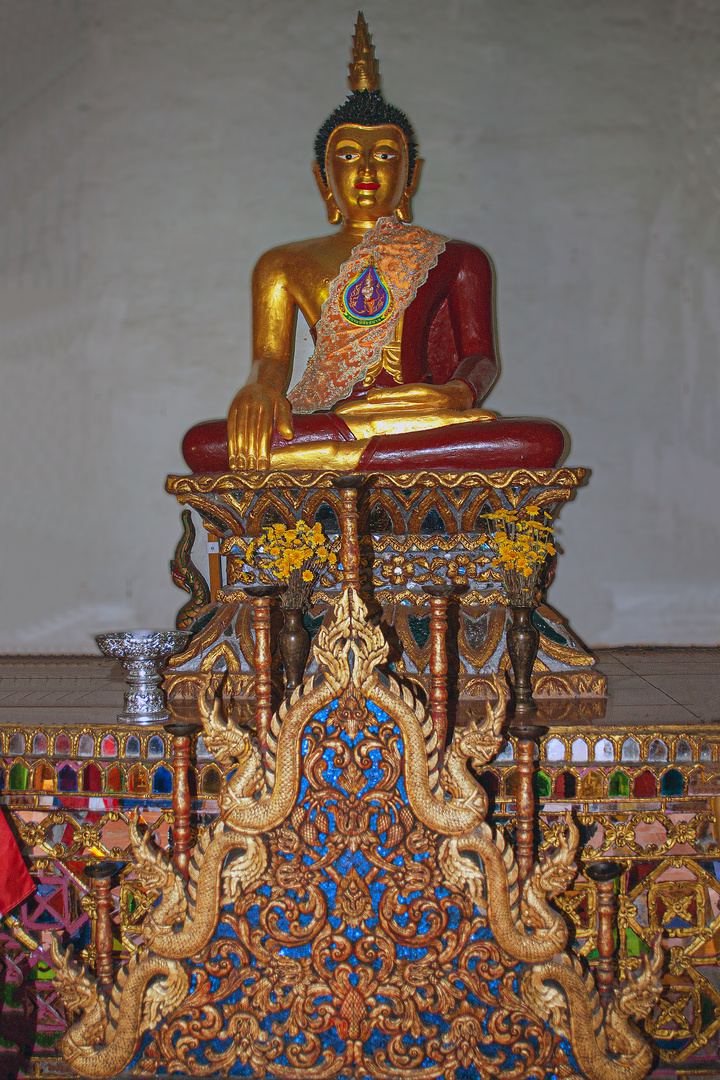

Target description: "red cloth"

left=0, top=810, right=34, bottom=916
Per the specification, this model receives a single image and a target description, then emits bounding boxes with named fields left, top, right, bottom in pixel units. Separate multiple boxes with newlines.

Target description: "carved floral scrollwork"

left=53, top=586, right=659, bottom=1080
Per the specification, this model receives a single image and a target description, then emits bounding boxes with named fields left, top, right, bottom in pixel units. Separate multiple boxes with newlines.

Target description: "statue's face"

left=325, top=124, right=409, bottom=223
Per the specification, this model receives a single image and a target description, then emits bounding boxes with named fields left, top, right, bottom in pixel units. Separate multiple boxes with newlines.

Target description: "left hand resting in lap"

left=363, top=380, right=475, bottom=412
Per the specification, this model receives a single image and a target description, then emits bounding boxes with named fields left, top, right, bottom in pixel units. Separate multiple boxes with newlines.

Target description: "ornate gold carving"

left=393, top=603, right=432, bottom=672
left=439, top=815, right=577, bottom=962
left=458, top=605, right=507, bottom=671
left=166, top=602, right=237, bottom=669
left=9, top=702, right=720, bottom=1073
left=648, top=880, right=704, bottom=936
left=199, top=638, right=242, bottom=674
left=53, top=586, right=660, bottom=1080
left=129, top=809, right=265, bottom=960
left=167, top=466, right=587, bottom=496
left=336, top=865, right=373, bottom=925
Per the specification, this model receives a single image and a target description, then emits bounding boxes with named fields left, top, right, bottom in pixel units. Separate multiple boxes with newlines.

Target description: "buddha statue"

left=182, top=14, right=565, bottom=474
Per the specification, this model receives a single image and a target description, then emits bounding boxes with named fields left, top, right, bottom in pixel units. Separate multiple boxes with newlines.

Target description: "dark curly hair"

left=314, top=89, right=418, bottom=185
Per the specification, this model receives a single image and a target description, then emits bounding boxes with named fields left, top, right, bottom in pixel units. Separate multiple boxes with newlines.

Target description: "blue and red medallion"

left=339, top=261, right=393, bottom=327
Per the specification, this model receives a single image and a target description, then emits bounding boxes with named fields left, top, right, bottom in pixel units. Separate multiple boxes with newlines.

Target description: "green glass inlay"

left=35, top=1032, right=61, bottom=1047
left=608, top=771, right=630, bottom=797
left=408, top=615, right=431, bottom=649
left=31, top=961, right=56, bottom=983
left=9, top=762, right=28, bottom=791
left=2, top=983, right=21, bottom=1007
left=191, top=607, right=218, bottom=636
left=303, top=612, right=325, bottom=640
left=531, top=609, right=568, bottom=646
left=535, top=770, right=551, bottom=798
left=624, top=926, right=645, bottom=956
left=701, top=995, right=716, bottom=1027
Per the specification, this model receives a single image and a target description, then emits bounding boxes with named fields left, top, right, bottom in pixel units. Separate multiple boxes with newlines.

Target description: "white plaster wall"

left=0, top=0, right=718, bottom=651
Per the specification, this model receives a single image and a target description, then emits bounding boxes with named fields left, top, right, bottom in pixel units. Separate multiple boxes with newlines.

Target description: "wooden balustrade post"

left=244, top=585, right=281, bottom=754
left=585, top=861, right=620, bottom=997
left=509, top=723, right=545, bottom=883
left=333, top=475, right=365, bottom=591
left=83, top=862, right=116, bottom=992
left=421, top=585, right=455, bottom=751
left=164, top=721, right=201, bottom=880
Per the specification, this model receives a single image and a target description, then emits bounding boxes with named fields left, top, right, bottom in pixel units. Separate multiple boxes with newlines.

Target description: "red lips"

left=355, top=182, right=380, bottom=190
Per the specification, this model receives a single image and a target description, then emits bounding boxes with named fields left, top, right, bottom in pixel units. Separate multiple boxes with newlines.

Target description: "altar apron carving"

left=51, top=585, right=661, bottom=1080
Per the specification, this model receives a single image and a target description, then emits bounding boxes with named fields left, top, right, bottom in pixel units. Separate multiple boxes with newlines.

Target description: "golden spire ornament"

left=348, top=11, right=380, bottom=93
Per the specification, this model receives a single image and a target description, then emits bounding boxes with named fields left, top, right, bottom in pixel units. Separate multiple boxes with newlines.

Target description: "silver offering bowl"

left=95, top=629, right=190, bottom=724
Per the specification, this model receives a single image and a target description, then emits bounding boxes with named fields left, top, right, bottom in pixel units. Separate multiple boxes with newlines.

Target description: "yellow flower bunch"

left=480, top=505, right=556, bottom=606
left=247, top=519, right=337, bottom=607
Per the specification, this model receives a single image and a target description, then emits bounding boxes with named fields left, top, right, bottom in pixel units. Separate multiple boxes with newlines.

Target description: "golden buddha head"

left=313, top=14, right=422, bottom=225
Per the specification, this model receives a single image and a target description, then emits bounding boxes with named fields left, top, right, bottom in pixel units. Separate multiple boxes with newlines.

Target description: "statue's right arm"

left=228, top=251, right=296, bottom=470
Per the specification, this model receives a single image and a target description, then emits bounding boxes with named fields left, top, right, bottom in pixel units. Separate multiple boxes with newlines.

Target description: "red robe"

left=182, top=241, right=565, bottom=472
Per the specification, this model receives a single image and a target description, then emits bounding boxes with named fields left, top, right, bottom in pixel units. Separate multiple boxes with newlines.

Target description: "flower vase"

left=279, top=607, right=310, bottom=694
left=506, top=605, right=539, bottom=715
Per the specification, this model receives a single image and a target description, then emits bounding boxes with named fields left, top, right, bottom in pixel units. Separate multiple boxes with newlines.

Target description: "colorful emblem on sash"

left=339, top=261, right=393, bottom=327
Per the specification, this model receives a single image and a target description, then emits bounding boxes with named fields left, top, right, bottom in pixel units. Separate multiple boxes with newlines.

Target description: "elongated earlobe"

left=325, top=198, right=342, bottom=225
left=396, top=157, right=423, bottom=223
left=313, top=160, right=342, bottom=224
left=395, top=192, right=412, bottom=223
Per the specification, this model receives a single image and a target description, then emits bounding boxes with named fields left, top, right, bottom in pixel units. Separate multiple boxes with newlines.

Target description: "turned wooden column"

left=334, top=474, right=364, bottom=590
left=164, top=721, right=200, bottom=881
left=509, top=723, right=545, bottom=883
left=585, top=861, right=620, bottom=997
left=422, top=584, right=455, bottom=751
left=244, top=585, right=280, bottom=753
left=83, top=862, right=116, bottom=991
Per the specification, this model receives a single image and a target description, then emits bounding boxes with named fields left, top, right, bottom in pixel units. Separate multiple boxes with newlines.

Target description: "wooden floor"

left=0, top=647, right=718, bottom=727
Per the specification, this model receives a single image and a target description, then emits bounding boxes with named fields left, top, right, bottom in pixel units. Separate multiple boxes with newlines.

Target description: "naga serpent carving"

left=439, top=815, right=579, bottom=962
left=49, top=937, right=188, bottom=1079
left=521, top=943, right=663, bottom=1080
left=129, top=811, right=266, bottom=959
left=170, top=508, right=212, bottom=631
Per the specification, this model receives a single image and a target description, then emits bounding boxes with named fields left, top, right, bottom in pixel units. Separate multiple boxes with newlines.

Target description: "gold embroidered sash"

left=288, top=216, right=447, bottom=414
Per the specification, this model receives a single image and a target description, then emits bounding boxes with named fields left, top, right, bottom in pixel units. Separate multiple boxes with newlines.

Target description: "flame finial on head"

left=314, top=12, right=418, bottom=185
left=349, top=12, right=380, bottom=93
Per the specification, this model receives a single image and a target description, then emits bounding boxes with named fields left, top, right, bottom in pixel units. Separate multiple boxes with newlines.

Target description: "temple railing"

left=2, top=717, right=719, bottom=1070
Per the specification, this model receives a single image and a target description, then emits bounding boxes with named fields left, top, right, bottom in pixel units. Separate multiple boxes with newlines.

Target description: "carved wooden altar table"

left=164, top=467, right=604, bottom=706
